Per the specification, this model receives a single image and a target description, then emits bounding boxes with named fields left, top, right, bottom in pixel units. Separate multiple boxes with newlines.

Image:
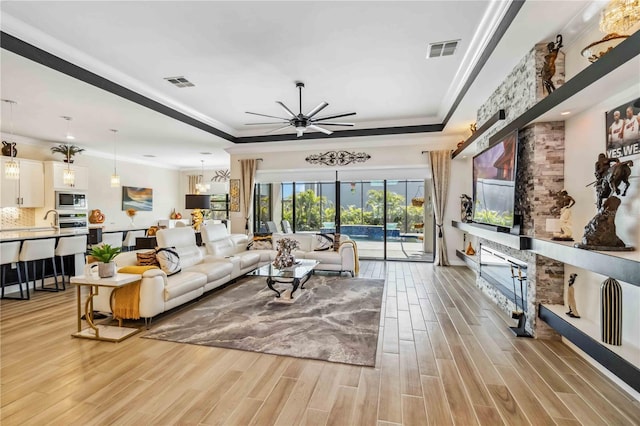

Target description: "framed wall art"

left=606, top=97, right=640, bottom=159
left=229, top=179, right=240, bottom=212
left=122, top=186, right=153, bottom=211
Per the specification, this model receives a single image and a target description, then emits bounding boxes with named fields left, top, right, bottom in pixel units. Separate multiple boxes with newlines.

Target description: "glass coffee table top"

left=249, top=259, right=319, bottom=279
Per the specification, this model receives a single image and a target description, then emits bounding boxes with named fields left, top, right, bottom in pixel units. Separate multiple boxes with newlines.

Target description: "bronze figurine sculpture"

left=541, top=34, right=563, bottom=95
left=576, top=153, right=634, bottom=251
left=550, top=189, right=575, bottom=241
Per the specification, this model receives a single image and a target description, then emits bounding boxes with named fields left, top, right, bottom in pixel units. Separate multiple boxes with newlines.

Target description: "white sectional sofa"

left=93, top=227, right=234, bottom=319
left=92, top=225, right=357, bottom=321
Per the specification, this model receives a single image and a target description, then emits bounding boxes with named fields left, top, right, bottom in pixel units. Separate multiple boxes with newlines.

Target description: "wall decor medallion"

left=211, top=169, right=230, bottom=182
left=229, top=179, right=240, bottom=212
left=305, top=151, right=371, bottom=166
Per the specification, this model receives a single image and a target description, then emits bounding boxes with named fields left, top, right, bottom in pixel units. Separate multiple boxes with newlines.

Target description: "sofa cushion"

left=248, top=234, right=273, bottom=250
left=137, top=250, right=160, bottom=267
left=184, top=261, right=233, bottom=282
left=156, top=227, right=204, bottom=268
left=164, top=271, right=207, bottom=301
left=313, top=233, right=335, bottom=251
left=236, top=251, right=261, bottom=269
left=305, top=250, right=342, bottom=265
left=272, top=233, right=314, bottom=252
left=156, top=247, right=181, bottom=276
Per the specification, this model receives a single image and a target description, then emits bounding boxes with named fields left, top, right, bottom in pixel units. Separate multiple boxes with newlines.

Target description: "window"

left=253, top=183, right=272, bottom=233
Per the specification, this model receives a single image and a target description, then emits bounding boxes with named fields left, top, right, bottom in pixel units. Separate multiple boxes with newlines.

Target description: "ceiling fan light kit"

left=245, top=82, right=356, bottom=137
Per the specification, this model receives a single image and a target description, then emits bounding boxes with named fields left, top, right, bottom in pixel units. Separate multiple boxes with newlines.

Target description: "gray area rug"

left=143, top=275, right=385, bottom=366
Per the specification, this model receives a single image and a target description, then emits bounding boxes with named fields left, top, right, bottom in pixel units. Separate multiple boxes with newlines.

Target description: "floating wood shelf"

left=531, top=238, right=639, bottom=286
left=539, top=304, right=640, bottom=393
left=455, top=249, right=478, bottom=269
left=451, top=109, right=505, bottom=159
left=451, top=221, right=531, bottom=250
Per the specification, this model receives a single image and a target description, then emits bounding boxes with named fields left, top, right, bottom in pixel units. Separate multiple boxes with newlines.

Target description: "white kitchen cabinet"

left=0, top=158, right=44, bottom=208
left=48, top=162, right=89, bottom=190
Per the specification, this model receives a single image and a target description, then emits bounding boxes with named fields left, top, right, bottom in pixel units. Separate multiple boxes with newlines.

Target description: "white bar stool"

left=19, top=238, right=60, bottom=292
left=1, top=241, right=29, bottom=300
left=101, top=232, right=123, bottom=249
left=55, top=235, right=87, bottom=289
left=122, top=230, right=145, bottom=251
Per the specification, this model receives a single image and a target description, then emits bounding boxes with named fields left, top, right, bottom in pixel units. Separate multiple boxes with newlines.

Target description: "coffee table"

left=249, top=259, right=319, bottom=300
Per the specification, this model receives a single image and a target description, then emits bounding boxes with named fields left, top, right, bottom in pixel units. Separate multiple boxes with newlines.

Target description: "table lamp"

left=185, top=195, right=211, bottom=231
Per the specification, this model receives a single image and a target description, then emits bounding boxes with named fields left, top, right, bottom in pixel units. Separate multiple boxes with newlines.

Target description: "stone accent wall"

left=474, top=43, right=565, bottom=153
left=469, top=42, right=567, bottom=340
left=515, top=122, right=565, bottom=236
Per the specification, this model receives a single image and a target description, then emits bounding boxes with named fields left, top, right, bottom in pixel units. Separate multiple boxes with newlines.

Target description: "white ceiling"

left=0, top=1, right=601, bottom=168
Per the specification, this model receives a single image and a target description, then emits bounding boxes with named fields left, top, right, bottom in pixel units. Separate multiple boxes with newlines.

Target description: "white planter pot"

left=98, top=261, right=116, bottom=278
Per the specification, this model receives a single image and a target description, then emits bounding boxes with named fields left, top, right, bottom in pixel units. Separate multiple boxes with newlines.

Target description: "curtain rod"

left=237, top=158, right=263, bottom=161
left=421, top=151, right=428, bottom=154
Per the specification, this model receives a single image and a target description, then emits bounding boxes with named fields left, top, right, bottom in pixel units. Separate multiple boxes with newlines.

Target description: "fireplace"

left=479, top=245, right=528, bottom=310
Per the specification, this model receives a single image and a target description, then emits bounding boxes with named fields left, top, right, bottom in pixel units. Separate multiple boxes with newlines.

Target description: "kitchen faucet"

left=43, top=210, right=59, bottom=229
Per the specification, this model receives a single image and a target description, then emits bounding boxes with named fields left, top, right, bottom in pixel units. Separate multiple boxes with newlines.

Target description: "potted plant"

left=50, top=144, right=85, bottom=163
left=90, top=244, right=121, bottom=278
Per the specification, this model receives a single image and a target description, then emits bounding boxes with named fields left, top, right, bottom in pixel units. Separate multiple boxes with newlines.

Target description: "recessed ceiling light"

left=199, top=152, right=212, bottom=155
left=561, top=111, right=571, bottom=115
left=143, top=154, right=156, bottom=158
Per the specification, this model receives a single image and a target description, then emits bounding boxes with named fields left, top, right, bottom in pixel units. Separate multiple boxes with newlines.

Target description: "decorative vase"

left=170, top=209, right=177, bottom=219
left=601, top=277, right=622, bottom=345
left=465, top=242, right=476, bottom=256
left=98, top=261, right=116, bottom=278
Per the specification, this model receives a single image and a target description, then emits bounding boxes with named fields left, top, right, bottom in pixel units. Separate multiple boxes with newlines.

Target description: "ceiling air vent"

left=427, top=40, right=459, bottom=58
left=164, top=76, right=195, bottom=88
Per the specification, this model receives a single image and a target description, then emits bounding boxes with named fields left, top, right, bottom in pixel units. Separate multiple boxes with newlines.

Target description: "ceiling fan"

left=245, top=82, right=356, bottom=137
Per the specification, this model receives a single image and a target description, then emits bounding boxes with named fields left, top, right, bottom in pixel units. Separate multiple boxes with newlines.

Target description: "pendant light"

left=195, top=160, right=210, bottom=194
left=61, top=117, right=75, bottom=186
left=110, top=129, right=120, bottom=187
left=2, top=99, right=19, bottom=180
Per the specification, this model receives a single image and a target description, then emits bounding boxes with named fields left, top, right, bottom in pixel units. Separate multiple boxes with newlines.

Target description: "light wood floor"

left=1, top=262, right=639, bottom=425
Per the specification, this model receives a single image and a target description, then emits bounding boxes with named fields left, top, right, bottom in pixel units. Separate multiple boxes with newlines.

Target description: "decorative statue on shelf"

left=541, top=34, right=563, bottom=95
left=576, top=153, right=635, bottom=251
left=469, top=123, right=477, bottom=134
left=460, top=194, right=473, bottom=223
left=550, top=190, right=575, bottom=241
left=566, top=273, right=580, bottom=318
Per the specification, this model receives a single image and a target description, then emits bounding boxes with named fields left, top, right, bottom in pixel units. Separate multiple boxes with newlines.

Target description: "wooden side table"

left=70, top=273, right=142, bottom=342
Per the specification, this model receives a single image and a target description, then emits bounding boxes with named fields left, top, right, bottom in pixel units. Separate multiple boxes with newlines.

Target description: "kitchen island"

left=0, top=227, right=89, bottom=298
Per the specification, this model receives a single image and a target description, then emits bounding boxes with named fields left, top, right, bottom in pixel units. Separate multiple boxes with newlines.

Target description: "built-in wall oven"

left=58, top=212, right=88, bottom=229
left=55, top=191, right=87, bottom=210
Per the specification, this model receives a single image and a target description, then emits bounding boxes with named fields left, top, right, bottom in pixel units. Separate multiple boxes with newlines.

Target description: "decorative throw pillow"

left=137, top=250, right=160, bottom=267
left=248, top=234, right=273, bottom=250
left=155, top=247, right=181, bottom=276
left=314, top=233, right=335, bottom=251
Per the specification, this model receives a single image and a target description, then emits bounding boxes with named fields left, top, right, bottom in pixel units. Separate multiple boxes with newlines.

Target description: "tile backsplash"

left=0, top=208, right=36, bottom=229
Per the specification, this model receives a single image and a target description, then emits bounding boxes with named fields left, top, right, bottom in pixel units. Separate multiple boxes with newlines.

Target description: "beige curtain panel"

left=240, top=159, right=259, bottom=233
left=428, top=150, right=451, bottom=266
left=187, top=175, right=201, bottom=194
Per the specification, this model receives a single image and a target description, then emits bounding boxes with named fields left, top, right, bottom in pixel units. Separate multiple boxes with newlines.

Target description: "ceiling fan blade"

left=244, top=121, right=289, bottom=125
left=267, top=124, right=293, bottom=134
left=245, top=111, right=290, bottom=120
left=276, top=101, right=297, bottom=118
left=306, top=102, right=329, bottom=119
left=312, top=112, right=356, bottom=121
left=312, top=122, right=354, bottom=126
left=307, top=124, right=333, bottom=135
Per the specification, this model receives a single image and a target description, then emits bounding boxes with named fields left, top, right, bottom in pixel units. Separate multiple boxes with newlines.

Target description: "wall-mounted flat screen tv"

left=472, top=130, right=518, bottom=228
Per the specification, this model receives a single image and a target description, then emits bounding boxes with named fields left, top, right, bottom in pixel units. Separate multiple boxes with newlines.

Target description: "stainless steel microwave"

left=55, top=191, right=87, bottom=210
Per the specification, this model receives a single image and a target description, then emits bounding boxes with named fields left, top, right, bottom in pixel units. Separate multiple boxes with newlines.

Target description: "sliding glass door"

left=259, top=179, right=434, bottom=261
